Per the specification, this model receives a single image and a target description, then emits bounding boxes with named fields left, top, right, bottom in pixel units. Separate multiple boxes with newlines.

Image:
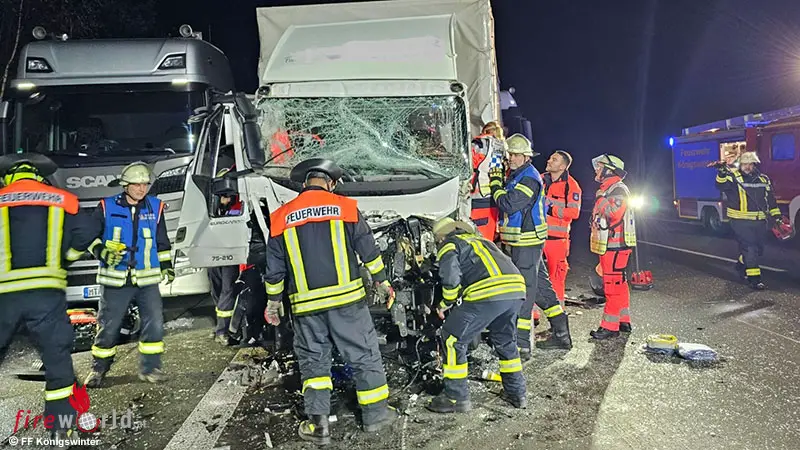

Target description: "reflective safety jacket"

left=590, top=176, right=637, bottom=255
left=544, top=171, right=582, bottom=239
left=715, top=168, right=780, bottom=221
left=93, top=194, right=171, bottom=287
left=492, top=162, right=548, bottom=246
left=436, top=230, right=526, bottom=309
left=470, top=134, right=505, bottom=199
left=0, top=179, right=92, bottom=294
left=264, top=186, right=388, bottom=316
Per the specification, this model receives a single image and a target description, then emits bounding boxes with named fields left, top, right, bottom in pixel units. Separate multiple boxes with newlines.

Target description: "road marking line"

left=735, top=318, right=800, bottom=345
left=163, top=348, right=250, bottom=450
left=638, top=240, right=787, bottom=273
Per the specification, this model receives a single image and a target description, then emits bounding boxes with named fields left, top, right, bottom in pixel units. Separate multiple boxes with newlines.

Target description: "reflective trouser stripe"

left=302, top=376, right=333, bottom=394
left=216, top=308, right=234, bottom=318
left=499, top=358, right=522, bottom=374
left=443, top=335, right=468, bottom=379
left=356, top=384, right=390, bottom=406
left=138, top=341, right=165, bottom=354
left=517, top=318, right=532, bottom=331
left=543, top=304, right=564, bottom=318
left=746, top=268, right=761, bottom=276
left=92, top=345, right=117, bottom=359
left=44, top=385, right=74, bottom=401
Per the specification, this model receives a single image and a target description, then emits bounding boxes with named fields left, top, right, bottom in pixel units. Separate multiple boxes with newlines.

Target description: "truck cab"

left=0, top=31, right=237, bottom=305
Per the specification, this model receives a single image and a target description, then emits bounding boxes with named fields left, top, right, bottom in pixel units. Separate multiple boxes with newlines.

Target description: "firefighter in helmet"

left=0, top=154, right=96, bottom=439
left=470, top=121, right=507, bottom=241
left=84, top=162, right=173, bottom=387
left=589, top=154, right=636, bottom=339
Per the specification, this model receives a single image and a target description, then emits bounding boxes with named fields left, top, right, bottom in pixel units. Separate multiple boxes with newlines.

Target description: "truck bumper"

left=66, top=268, right=210, bottom=303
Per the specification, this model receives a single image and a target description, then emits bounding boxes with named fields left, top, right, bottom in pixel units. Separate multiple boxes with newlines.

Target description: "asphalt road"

left=1, top=215, right=798, bottom=450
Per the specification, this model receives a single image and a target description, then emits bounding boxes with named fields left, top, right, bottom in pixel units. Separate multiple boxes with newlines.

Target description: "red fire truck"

left=671, top=105, right=800, bottom=235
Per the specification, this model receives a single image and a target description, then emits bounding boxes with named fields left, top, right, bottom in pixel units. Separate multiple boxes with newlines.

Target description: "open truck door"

left=173, top=93, right=266, bottom=267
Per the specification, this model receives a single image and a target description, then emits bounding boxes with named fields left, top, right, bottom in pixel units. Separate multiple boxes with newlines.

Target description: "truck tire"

left=701, top=207, right=726, bottom=236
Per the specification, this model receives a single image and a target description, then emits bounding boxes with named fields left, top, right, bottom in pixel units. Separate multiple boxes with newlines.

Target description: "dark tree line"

left=0, top=0, right=158, bottom=97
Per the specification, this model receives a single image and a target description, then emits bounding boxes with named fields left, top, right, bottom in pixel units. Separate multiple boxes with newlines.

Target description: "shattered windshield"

left=256, top=95, right=470, bottom=180
left=13, top=86, right=205, bottom=157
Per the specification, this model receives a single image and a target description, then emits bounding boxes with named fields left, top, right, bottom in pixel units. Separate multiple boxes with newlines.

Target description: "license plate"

left=83, top=286, right=101, bottom=299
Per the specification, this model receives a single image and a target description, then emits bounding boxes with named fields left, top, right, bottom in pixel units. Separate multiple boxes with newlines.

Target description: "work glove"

left=373, top=280, right=396, bottom=310
left=264, top=300, right=284, bottom=326
left=92, top=242, right=125, bottom=267
left=488, top=166, right=505, bottom=186
left=162, top=268, right=175, bottom=284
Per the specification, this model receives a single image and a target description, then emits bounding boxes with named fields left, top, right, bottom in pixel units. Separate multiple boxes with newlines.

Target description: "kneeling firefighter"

left=0, top=154, right=96, bottom=439
left=589, top=154, right=636, bottom=339
left=84, top=162, right=173, bottom=387
left=489, top=134, right=572, bottom=357
left=427, top=218, right=527, bottom=413
left=263, top=158, right=399, bottom=445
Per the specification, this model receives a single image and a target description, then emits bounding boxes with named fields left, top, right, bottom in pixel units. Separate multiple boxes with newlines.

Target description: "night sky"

left=156, top=0, right=800, bottom=192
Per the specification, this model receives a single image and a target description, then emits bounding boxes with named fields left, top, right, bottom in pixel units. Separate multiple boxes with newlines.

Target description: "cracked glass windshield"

left=256, top=95, right=471, bottom=180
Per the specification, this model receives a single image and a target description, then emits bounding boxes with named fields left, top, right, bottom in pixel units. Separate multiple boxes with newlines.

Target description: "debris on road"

left=678, top=343, right=719, bottom=362
left=164, top=317, right=195, bottom=330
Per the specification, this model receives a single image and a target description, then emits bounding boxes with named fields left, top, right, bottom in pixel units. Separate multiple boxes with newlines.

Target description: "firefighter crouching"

left=427, top=218, right=527, bottom=413
left=589, top=154, right=636, bottom=339
left=84, top=162, right=173, bottom=387
left=542, top=150, right=581, bottom=305
left=263, top=158, right=400, bottom=445
left=715, top=152, right=782, bottom=290
left=469, top=121, right=507, bottom=240
left=0, top=154, right=95, bottom=438
left=489, top=134, right=572, bottom=357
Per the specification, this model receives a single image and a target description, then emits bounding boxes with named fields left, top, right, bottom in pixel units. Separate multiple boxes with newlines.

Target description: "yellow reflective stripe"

left=47, top=206, right=64, bottom=270
left=0, top=278, right=67, bottom=294
left=437, top=243, right=456, bottom=260
left=91, top=345, right=117, bottom=358
left=489, top=179, right=502, bottom=187
left=463, top=274, right=525, bottom=297
left=291, top=286, right=365, bottom=315
left=442, top=284, right=460, bottom=301
left=443, top=335, right=468, bottom=379
left=356, top=384, right=389, bottom=406
left=44, top=385, right=74, bottom=401
left=158, top=250, right=171, bottom=262
left=0, top=208, right=10, bottom=272
left=112, top=226, right=122, bottom=242
left=498, top=358, right=522, bottom=373
left=456, top=235, right=500, bottom=276
left=290, top=278, right=363, bottom=303
left=543, top=304, right=564, bottom=318
left=0, top=266, right=67, bottom=282
left=66, top=248, right=85, bottom=261
left=266, top=280, right=284, bottom=295
left=493, top=189, right=507, bottom=201
left=514, top=183, right=534, bottom=197
left=138, top=341, right=165, bottom=354
left=142, top=228, right=153, bottom=270
left=745, top=268, right=761, bottom=276
left=716, top=175, right=732, bottom=183
left=284, top=228, right=308, bottom=292
left=330, top=220, right=349, bottom=285
left=726, top=209, right=765, bottom=220
left=364, top=255, right=385, bottom=275
left=464, top=282, right=526, bottom=302
left=88, top=238, right=102, bottom=254
left=216, top=308, right=234, bottom=318
left=302, top=376, right=333, bottom=394
left=769, top=208, right=781, bottom=216
left=517, top=318, right=532, bottom=331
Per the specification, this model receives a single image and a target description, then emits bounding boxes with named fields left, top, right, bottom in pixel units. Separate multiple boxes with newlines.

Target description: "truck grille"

left=151, top=174, right=186, bottom=195
left=67, top=273, right=97, bottom=286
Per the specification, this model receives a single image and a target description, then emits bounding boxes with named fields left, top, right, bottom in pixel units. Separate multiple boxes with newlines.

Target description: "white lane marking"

left=735, top=318, right=800, bottom=345
left=638, top=240, right=787, bottom=273
left=163, top=349, right=249, bottom=450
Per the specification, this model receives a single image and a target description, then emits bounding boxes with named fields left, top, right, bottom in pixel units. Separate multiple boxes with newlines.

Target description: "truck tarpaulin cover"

left=255, top=0, right=499, bottom=136
left=673, top=140, right=722, bottom=200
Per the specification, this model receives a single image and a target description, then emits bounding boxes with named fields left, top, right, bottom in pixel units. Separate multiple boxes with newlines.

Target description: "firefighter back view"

left=589, top=154, right=636, bottom=339
left=263, top=158, right=400, bottom=445
left=84, top=162, right=173, bottom=387
left=0, top=153, right=95, bottom=439
left=426, top=218, right=527, bottom=414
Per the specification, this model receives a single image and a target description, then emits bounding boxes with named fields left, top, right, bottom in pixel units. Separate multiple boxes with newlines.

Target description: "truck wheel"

left=701, top=207, right=726, bottom=236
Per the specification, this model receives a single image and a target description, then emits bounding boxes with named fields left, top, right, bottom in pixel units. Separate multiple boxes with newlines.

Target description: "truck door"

left=173, top=105, right=251, bottom=267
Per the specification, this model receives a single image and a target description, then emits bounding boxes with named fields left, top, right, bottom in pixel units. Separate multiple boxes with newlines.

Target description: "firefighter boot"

left=426, top=394, right=472, bottom=413
left=590, top=327, right=620, bottom=340
left=84, top=370, right=106, bottom=388
left=518, top=347, right=532, bottom=362
left=500, top=391, right=527, bottom=409
left=536, top=314, right=572, bottom=350
left=298, top=414, right=331, bottom=446
left=619, top=322, right=632, bottom=333
left=748, top=276, right=766, bottom=290
left=139, top=368, right=169, bottom=384
left=363, top=405, right=401, bottom=432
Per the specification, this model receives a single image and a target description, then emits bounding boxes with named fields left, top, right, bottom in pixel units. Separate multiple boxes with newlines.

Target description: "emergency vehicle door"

left=173, top=104, right=250, bottom=267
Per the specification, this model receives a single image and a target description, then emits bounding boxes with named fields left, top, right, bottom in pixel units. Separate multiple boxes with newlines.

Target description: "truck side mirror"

left=212, top=176, right=238, bottom=195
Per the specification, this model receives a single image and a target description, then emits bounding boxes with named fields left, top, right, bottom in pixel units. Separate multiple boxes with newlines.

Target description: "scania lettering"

left=65, top=175, right=119, bottom=189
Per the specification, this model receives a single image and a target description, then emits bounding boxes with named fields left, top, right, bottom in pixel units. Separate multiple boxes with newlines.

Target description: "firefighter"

left=208, top=167, right=243, bottom=345
left=426, top=218, right=527, bottom=413
left=469, top=121, right=507, bottom=241
left=589, top=154, right=636, bottom=339
left=0, top=153, right=95, bottom=438
left=715, top=152, right=782, bottom=290
left=83, top=162, right=173, bottom=387
left=263, top=158, right=399, bottom=445
left=489, top=134, right=572, bottom=358
left=543, top=150, right=582, bottom=304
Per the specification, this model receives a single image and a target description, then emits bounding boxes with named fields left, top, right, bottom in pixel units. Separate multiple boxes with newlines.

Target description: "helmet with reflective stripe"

left=0, top=153, right=57, bottom=186
left=119, top=162, right=152, bottom=186
left=739, top=152, right=760, bottom=164
left=506, top=134, right=538, bottom=157
left=432, top=217, right=475, bottom=240
left=592, top=153, right=627, bottom=179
